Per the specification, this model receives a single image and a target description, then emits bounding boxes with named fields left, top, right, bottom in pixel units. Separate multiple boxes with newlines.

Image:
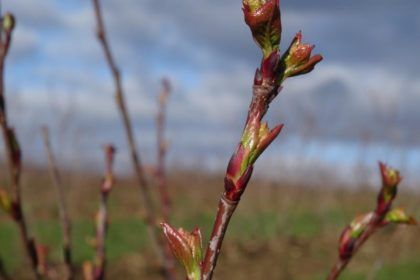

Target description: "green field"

left=0, top=168, right=419, bottom=279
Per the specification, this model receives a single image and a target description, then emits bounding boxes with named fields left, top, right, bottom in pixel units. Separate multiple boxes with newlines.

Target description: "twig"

left=41, top=126, right=73, bottom=280
left=155, top=78, right=171, bottom=221
left=327, top=163, right=416, bottom=280
left=327, top=213, right=382, bottom=280
left=93, top=145, right=116, bottom=280
left=91, top=1, right=175, bottom=278
left=200, top=1, right=322, bottom=279
left=0, top=12, right=40, bottom=279
left=200, top=83, right=283, bottom=279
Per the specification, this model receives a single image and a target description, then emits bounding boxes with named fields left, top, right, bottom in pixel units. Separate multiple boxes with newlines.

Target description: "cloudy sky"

left=2, top=0, right=420, bottom=187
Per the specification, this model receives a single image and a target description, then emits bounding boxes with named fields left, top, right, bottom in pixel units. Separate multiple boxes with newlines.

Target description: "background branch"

left=327, top=163, right=416, bottom=280
left=93, top=145, right=116, bottom=280
left=91, top=1, right=175, bottom=278
left=327, top=213, right=382, bottom=280
left=156, top=78, right=171, bottom=222
left=41, top=126, right=73, bottom=280
left=0, top=12, right=40, bottom=279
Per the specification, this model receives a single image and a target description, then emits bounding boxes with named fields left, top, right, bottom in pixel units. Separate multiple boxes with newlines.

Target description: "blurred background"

left=1, top=0, right=420, bottom=279
left=3, top=0, right=420, bottom=187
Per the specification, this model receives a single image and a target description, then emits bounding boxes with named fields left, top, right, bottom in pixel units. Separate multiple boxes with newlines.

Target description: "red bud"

left=282, top=31, right=323, bottom=78
left=243, top=0, right=281, bottom=58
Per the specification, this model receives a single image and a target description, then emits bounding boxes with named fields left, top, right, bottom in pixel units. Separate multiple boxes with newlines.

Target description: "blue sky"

left=2, top=0, right=420, bottom=188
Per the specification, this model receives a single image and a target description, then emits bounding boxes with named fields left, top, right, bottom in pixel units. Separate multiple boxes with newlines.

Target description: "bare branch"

left=41, top=126, right=73, bottom=280
left=93, top=145, right=116, bottom=280
left=0, top=12, right=40, bottom=279
left=90, top=1, right=175, bottom=278
left=156, top=78, right=172, bottom=222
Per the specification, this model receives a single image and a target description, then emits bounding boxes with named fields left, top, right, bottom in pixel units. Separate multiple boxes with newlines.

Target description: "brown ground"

left=0, top=166, right=419, bottom=279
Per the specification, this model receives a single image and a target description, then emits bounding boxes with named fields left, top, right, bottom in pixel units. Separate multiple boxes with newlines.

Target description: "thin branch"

left=41, top=126, right=73, bottom=280
left=91, top=1, right=175, bottom=278
left=200, top=82, right=282, bottom=279
left=200, top=2, right=322, bottom=278
left=327, top=213, right=381, bottom=280
left=0, top=12, right=40, bottom=279
left=93, top=145, right=116, bottom=280
left=327, top=163, right=416, bottom=280
left=156, top=78, right=171, bottom=222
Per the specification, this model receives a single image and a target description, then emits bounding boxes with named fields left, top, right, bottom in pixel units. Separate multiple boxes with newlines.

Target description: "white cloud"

left=1, top=0, right=420, bottom=186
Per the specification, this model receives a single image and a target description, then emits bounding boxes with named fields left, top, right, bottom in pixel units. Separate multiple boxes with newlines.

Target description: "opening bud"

left=282, top=31, right=322, bottom=78
left=379, top=162, right=401, bottom=190
left=377, top=162, right=401, bottom=215
left=240, top=121, right=283, bottom=171
left=384, top=207, right=416, bottom=225
left=161, top=223, right=203, bottom=280
left=243, top=0, right=281, bottom=58
left=249, top=122, right=283, bottom=165
left=2, top=13, right=15, bottom=33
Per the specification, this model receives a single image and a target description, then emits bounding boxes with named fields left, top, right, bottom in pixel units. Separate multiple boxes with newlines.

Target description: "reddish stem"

left=201, top=195, right=238, bottom=280
left=92, top=145, right=115, bottom=280
left=201, top=81, right=279, bottom=280
left=327, top=213, right=383, bottom=280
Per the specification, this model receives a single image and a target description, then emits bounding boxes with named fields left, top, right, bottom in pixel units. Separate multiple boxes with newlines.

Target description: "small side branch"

left=327, top=163, right=416, bottom=280
left=41, top=126, right=73, bottom=280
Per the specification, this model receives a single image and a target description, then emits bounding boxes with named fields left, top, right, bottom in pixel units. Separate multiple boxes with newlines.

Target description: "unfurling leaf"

left=281, top=31, right=323, bottom=79
left=376, top=162, right=401, bottom=215
left=384, top=207, right=417, bottom=225
left=161, top=223, right=202, bottom=280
